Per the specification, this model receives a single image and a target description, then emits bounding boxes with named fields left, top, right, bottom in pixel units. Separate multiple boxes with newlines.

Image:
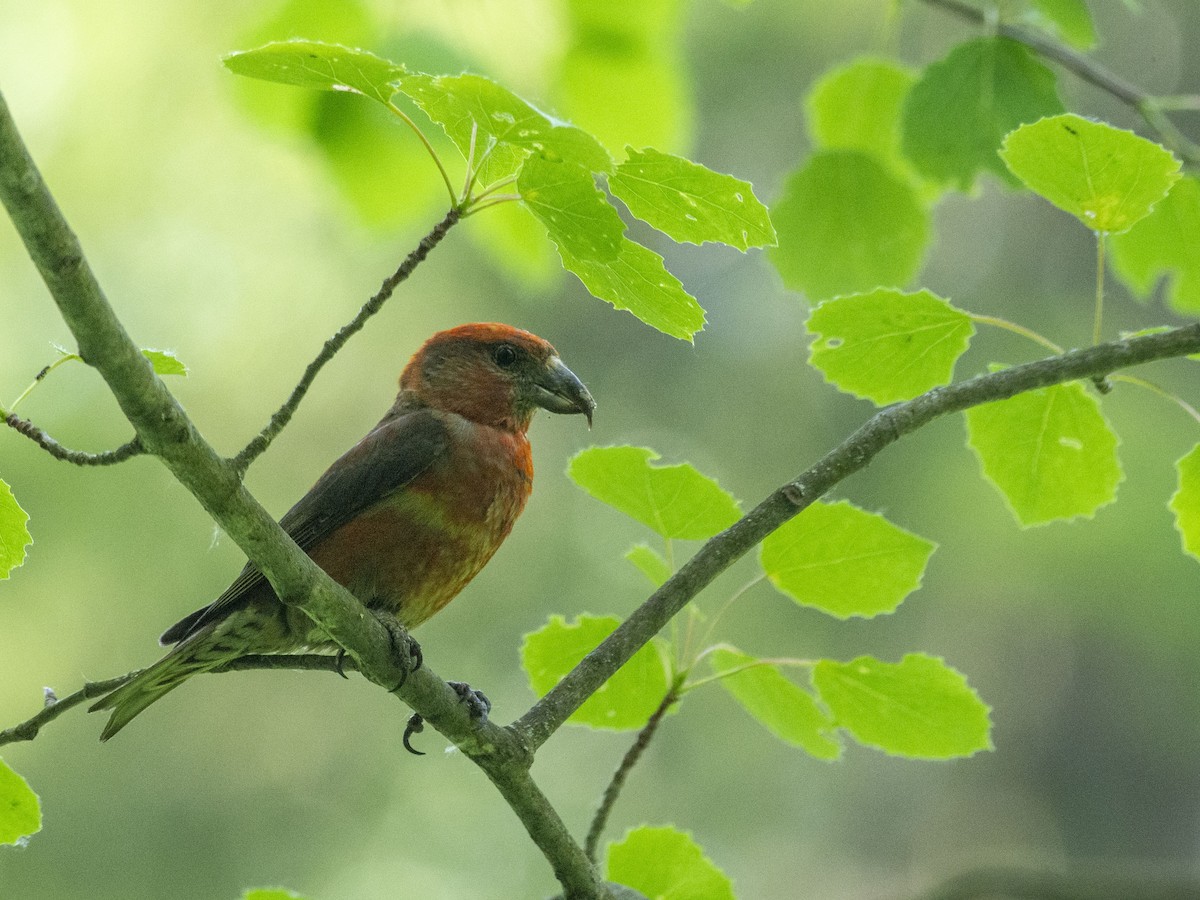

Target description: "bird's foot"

left=368, top=608, right=422, bottom=691
left=402, top=681, right=492, bottom=756
left=448, top=681, right=492, bottom=722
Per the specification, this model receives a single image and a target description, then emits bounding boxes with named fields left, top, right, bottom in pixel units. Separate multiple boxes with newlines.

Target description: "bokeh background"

left=3, top=1, right=1200, bottom=898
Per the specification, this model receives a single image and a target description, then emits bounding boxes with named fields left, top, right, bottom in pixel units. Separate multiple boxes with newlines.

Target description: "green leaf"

left=1001, top=114, right=1181, bottom=233
left=807, top=57, right=917, bottom=177
left=709, top=648, right=841, bottom=760
left=812, top=654, right=992, bottom=759
left=1169, top=444, right=1200, bottom=561
left=241, top=890, right=308, bottom=900
left=607, top=826, right=735, bottom=900
left=760, top=500, right=936, bottom=619
left=608, top=148, right=776, bottom=250
left=141, top=348, right=188, bottom=376
left=224, top=41, right=404, bottom=104
left=625, top=543, right=673, bottom=587
left=557, top=0, right=692, bottom=155
left=518, top=155, right=705, bottom=340
left=1111, top=176, right=1200, bottom=312
left=769, top=150, right=929, bottom=300
left=521, top=615, right=671, bottom=730
left=396, top=71, right=612, bottom=186
left=568, top=446, right=741, bottom=541
left=901, top=37, right=1064, bottom=190
left=964, top=379, right=1123, bottom=526
left=807, top=289, right=975, bottom=404
left=0, top=480, right=31, bottom=579
left=1029, top=0, right=1096, bottom=49
left=0, top=758, right=41, bottom=846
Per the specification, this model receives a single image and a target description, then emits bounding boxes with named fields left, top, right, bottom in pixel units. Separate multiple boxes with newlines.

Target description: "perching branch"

left=514, top=323, right=1200, bottom=750
left=921, top=0, right=1200, bottom=167
left=0, top=90, right=606, bottom=899
left=231, top=204, right=463, bottom=475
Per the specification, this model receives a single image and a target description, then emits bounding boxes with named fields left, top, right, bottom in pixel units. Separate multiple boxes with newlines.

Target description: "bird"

left=91, top=322, right=595, bottom=740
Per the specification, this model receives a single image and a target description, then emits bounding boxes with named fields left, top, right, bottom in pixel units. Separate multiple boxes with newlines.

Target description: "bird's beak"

left=533, top=355, right=595, bottom=427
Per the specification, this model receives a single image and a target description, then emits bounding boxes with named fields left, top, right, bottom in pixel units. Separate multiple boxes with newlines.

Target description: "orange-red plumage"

left=91, top=323, right=594, bottom=740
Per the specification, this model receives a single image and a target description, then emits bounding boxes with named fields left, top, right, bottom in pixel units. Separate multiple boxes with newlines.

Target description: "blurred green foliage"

left=4, top=1, right=1200, bottom=898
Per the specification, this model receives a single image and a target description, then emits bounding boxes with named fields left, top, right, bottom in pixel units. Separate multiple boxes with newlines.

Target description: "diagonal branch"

left=0, top=90, right=604, bottom=899
left=514, top=324, right=1200, bottom=750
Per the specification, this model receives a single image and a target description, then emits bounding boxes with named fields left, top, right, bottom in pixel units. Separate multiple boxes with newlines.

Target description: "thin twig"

left=584, top=683, right=682, bottom=863
left=920, top=0, right=1200, bottom=167
left=4, top=411, right=144, bottom=465
left=232, top=205, right=463, bottom=474
left=0, top=675, right=134, bottom=745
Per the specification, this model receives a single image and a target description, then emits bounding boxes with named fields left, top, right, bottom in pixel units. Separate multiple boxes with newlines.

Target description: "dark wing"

left=160, top=405, right=450, bottom=644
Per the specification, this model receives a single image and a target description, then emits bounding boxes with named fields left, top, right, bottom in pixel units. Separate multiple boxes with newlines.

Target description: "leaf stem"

left=968, top=313, right=1064, bottom=354
left=1094, top=230, right=1107, bottom=345
left=385, top=100, right=457, bottom=206
left=9, top=352, right=80, bottom=411
left=1110, top=373, right=1200, bottom=424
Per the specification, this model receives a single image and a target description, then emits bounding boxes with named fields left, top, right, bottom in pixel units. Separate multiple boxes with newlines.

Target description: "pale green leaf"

left=709, top=648, right=841, bottom=759
left=521, top=615, right=670, bottom=731
left=769, top=150, right=929, bottom=300
left=141, top=348, right=188, bottom=377
left=396, top=71, right=612, bottom=186
left=901, top=37, right=1064, bottom=190
left=557, top=0, right=692, bottom=155
left=519, top=155, right=705, bottom=340
left=1001, top=114, right=1181, bottom=232
left=609, top=148, right=776, bottom=250
left=812, top=654, right=992, bottom=759
left=807, top=57, right=918, bottom=177
left=223, top=41, right=403, bottom=104
left=625, top=543, right=673, bottom=587
left=0, top=481, right=31, bottom=580
left=0, top=758, right=41, bottom=846
left=568, top=446, right=741, bottom=541
left=1170, top=444, right=1200, bottom=561
left=1111, top=176, right=1200, bottom=312
left=1029, top=0, right=1096, bottom=49
left=964, top=379, right=1123, bottom=526
left=607, top=826, right=735, bottom=900
left=760, top=500, right=936, bottom=619
left=807, top=289, right=975, bottom=404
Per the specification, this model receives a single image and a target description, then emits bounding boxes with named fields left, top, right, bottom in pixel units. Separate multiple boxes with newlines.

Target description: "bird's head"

left=401, top=323, right=595, bottom=433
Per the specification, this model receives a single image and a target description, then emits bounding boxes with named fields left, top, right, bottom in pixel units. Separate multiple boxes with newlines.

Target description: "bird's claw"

left=401, top=681, right=492, bottom=756
left=448, top=681, right=492, bottom=721
left=403, top=713, right=426, bottom=755
left=368, top=608, right=423, bottom=692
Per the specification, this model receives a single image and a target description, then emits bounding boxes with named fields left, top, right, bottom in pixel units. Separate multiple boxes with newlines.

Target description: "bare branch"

left=585, top=684, right=681, bottom=862
left=4, top=411, right=144, bottom=465
left=231, top=205, right=463, bottom=475
left=514, top=324, right=1200, bottom=750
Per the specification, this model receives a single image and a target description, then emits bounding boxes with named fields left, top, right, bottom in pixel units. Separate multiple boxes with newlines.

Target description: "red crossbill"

left=92, top=323, right=594, bottom=740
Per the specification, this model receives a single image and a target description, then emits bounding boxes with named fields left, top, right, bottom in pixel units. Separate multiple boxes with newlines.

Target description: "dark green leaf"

left=901, top=38, right=1063, bottom=190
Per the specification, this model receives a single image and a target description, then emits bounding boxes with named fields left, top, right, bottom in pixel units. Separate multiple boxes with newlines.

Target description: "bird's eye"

left=493, top=344, right=518, bottom=368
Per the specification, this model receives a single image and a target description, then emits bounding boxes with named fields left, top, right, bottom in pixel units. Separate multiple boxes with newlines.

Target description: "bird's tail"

left=89, top=646, right=217, bottom=741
